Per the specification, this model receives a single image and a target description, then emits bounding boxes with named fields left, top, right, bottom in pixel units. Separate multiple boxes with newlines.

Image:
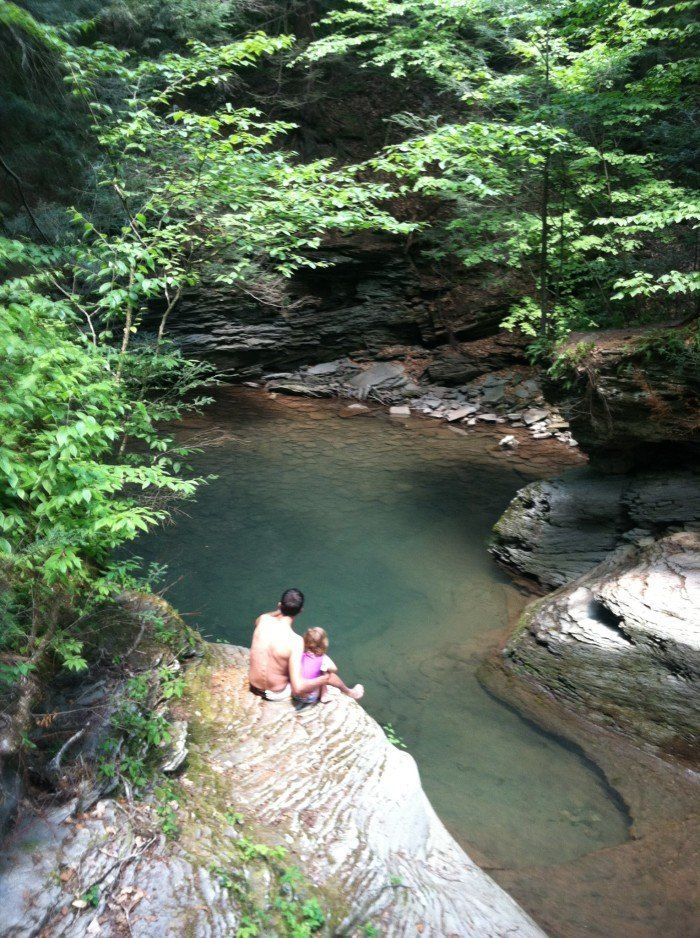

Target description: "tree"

left=305, top=0, right=700, bottom=344
left=0, top=12, right=414, bottom=758
left=0, top=240, right=209, bottom=756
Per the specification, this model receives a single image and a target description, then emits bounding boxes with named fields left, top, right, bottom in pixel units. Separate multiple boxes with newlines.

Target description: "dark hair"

left=280, top=588, right=304, bottom=617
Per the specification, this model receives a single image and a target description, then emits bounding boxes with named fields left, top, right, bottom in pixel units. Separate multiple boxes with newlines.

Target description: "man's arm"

left=288, top=637, right=331, bottom=697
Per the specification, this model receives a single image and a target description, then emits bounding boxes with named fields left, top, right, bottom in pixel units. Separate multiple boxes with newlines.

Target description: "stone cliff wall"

left=491, top=324, right=700, bottom=754
left=492, top=467, right=700, bottom=589
left=546, top=325, right=699, bottom=469
left=165, top=237, right=524, bottom=377
left=500, top=533, right=700, bottom=752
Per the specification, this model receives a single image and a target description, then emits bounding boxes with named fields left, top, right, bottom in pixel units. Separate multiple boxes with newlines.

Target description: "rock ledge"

left=0, top=644, right=543, bottom=938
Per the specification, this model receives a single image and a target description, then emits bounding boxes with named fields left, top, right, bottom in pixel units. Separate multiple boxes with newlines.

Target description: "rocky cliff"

left=547, top=324, right=699, bottom=469
left=500, top=532, right=700, bottom=752
left=490, top=322, right=700, bottom=753
left=0, top=644, right=543, bottom=937
left=492, top=467, right=700, bottom=589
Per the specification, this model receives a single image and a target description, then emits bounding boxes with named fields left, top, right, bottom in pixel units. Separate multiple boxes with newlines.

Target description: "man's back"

left=249, top=611, right=300, bottom=693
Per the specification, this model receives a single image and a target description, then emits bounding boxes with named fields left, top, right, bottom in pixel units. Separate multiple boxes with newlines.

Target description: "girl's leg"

left=326, top=672, right=364, bottom=700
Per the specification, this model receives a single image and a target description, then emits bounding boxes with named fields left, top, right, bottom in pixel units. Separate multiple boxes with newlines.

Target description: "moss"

left=154, top=645, right=349, bottom=933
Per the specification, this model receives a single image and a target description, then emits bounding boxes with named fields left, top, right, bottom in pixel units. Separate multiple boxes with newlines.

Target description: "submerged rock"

left=501, top=533, right=700, bottom=750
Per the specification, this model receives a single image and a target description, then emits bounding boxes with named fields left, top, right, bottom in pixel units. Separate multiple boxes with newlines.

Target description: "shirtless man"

left=249, top=588, right=363, bottom=702
left=249, top=588, right=331, bottom=701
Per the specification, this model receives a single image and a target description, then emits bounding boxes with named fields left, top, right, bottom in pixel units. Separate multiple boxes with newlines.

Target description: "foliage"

left=155, top=779, right=182, bottom=839
left=210, top=816, right=327, bottom=937
left=81, top=884, right=101, bottom=908
left=628, top=323, right=700, bottom=371
left=382, top=722, right=407, bottom=749
left=546, top=341, right=596, bottom=387
left=0, top=244, right=207, bottom=717
left=98, top=662, right=188, bottom=790
left=360, top=924, right=381, bottom=937
left=306, top=0, right=700, bottom=344
left=53, top=29, right=413, bottom=344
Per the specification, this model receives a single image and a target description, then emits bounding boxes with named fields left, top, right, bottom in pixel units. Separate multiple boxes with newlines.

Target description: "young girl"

left=297, top=627, right=364, bottom=704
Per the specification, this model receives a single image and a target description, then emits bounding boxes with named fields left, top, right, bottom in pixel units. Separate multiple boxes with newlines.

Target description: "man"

left=249, top=588, right=331, bottom=701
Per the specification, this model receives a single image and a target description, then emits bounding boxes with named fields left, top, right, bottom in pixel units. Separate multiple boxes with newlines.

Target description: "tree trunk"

left=539, top=153, right=550, bottom=337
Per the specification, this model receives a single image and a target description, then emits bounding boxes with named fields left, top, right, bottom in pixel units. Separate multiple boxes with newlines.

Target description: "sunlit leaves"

left=307, top=0, right=700, bottom=336
left=0, top=276, right=206, bottom=605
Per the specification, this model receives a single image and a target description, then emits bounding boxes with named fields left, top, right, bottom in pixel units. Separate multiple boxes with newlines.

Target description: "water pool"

left=136, top=388, right=629, bottom=871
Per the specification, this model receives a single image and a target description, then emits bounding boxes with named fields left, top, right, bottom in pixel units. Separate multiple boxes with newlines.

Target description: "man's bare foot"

left=348, top=684, right=364, bottom=701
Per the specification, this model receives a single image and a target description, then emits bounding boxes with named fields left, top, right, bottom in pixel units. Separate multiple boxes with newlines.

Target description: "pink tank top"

left=301, top=651, right=323, bottom=680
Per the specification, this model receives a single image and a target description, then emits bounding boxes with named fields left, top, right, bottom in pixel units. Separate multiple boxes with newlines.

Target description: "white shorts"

left=264, top=683, right=291, bottom=701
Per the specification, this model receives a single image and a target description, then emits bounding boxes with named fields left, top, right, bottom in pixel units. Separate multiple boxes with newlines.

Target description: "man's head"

left=279, top=587, right=304, bottom=618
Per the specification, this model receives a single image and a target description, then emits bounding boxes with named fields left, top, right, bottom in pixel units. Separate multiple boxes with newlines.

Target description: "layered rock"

left=501, top=533, right=700, bottom=751
left=0, top=645, right=543, bottom=937
left=164, top=238, right=425, bottom=377
left=164, top=235, right=528, bottom=378
left=491, top=467, right=700, bottom=589
left=547, top=325, right=700, bottom=468
left=424, top=332, right=527, bottom=385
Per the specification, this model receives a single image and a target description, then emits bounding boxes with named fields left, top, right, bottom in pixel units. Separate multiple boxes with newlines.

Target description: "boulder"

left=501, top=533, right=700, bottom=750
left=0, top=645, right=543, bottom=938
left=547, top=325, right=700, bottom=467
left=491, top=467, right=700, bottom=589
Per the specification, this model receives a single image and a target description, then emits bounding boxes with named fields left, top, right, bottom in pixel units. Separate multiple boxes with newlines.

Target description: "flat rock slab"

left=347, top=362, right=409, bottom=399
left=306, top=360, right=347, bottom=376
left=445, top=404, right=478, bottom=422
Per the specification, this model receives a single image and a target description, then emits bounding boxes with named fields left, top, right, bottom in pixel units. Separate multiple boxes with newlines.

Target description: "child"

left=297, top=627, right=364, bottom=704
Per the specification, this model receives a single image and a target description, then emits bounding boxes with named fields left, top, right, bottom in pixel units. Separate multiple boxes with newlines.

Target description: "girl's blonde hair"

left=303, top=627, right=328, bottom=656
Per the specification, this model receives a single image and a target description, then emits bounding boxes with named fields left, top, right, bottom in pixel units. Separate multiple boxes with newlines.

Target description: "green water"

left=136, top=389, right=629, bottom=869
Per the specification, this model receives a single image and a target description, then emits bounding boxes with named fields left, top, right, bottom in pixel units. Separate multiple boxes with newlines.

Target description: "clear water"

left=136, top=389, right=629, bottom=869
